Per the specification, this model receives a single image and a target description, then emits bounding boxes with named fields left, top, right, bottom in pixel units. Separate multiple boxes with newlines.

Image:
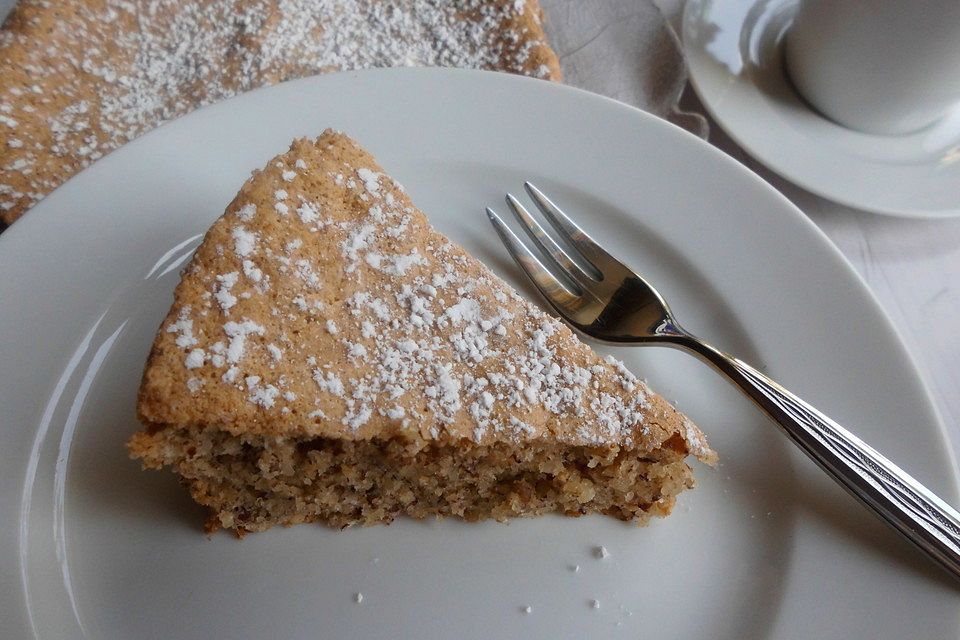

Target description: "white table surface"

left=2, top=0, right=957, bottom=466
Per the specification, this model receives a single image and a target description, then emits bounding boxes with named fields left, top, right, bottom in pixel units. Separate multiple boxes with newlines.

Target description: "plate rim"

left=1, top=66, right=957, bottom=637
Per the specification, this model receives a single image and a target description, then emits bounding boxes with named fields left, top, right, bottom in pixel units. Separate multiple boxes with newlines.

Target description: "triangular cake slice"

left=129, top=130, right=715, bottom=535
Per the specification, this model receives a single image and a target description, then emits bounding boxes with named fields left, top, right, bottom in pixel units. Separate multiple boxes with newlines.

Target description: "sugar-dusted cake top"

left=0, top=0, right=562, bottom=223
left=138, top=131, right=712, bottom=458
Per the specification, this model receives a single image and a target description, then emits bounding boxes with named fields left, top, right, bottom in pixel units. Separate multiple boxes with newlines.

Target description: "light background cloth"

left=1, top=0, right=957, bottom=465
left=541, top=0, right=707, bottom=138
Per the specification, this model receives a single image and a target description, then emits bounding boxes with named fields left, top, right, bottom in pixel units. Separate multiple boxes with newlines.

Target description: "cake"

left=0, top=0, right=561, bottom=224
left=128, top=130, right=715, bottom=535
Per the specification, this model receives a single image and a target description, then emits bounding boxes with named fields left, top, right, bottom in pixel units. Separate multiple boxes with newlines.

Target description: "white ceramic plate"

left=1, top=69, right=958, bottom=639
left=682, top=0, right=960, bottom=218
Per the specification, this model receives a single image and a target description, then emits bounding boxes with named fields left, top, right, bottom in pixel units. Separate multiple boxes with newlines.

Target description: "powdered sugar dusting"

left=242, top=259, right=264, bottom=284
left=314, top=370, right=346, bottom=397
left=0, top=0, right=556, bottom=219
left=166, top=306, right=198, bottom=348
left=266, top=343, right=283, bottom=361
left=214, top=272, right=240, bottom=312
left=297, top=202, right=320, bottom=225
left=236, top=204, right=257, bottom=221
left=223, top=319, right=266, bottom=364
left=232, top=227, right=257, bottom=258
left=357, top=168, right=381, bottom=195
left=157, top=133, right=710, bottom=458
left=248, top=379, right=280, bottom=408
left=184, top=348, right=206, bottom=369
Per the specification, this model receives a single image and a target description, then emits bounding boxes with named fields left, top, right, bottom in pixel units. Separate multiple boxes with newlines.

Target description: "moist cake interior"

left=131, top=426, right=697, bottom=533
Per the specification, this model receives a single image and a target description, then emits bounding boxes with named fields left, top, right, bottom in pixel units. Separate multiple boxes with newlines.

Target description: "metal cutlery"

left=487, top=181, right=960, bottom=581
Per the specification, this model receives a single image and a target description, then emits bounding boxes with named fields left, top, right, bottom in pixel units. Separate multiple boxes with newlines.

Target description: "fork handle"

left=676, top=335, right=960, bottom=580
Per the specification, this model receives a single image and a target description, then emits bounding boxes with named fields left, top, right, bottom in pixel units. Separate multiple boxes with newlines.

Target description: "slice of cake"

left=128, top=130, right=715, bottom=535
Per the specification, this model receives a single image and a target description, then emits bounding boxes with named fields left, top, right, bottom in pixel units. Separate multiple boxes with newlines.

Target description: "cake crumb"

left=594, top=545, right=610, bottom=560
left=522, top=605, right=532, bottom=614
left=591, top=599, right=600, bottom=609
left=354, top=592, right=363, bottom=604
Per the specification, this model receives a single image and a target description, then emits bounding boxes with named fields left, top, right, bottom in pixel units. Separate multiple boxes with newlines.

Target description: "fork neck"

left=665, top=332, right=751, bottom=383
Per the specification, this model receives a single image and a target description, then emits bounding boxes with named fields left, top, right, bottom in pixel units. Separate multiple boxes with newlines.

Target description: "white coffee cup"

left=785, top=0, right=960, bottom=135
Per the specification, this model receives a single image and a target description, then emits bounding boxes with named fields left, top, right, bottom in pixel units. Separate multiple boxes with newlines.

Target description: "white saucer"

left=681, top=0, right=960, bottom=218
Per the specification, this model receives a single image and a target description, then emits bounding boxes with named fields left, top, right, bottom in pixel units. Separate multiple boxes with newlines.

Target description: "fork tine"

left=485, top=208, right=582, bottom=311
left=523, top=182, right=617, bottom=277
left=504, top=193, right=598, bottom=288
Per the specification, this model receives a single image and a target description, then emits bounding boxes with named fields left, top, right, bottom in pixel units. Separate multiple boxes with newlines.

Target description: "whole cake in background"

left=0, top=0, right=561, bottom=224
left=128, top=129, right=715, bottom=536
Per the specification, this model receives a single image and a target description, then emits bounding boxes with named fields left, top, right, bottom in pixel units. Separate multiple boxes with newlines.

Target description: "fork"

left=486, top=182, right=960, bottom=580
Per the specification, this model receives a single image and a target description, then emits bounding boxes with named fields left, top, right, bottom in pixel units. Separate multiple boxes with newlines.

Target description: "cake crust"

left=129, top=130, right=714, bottom=534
